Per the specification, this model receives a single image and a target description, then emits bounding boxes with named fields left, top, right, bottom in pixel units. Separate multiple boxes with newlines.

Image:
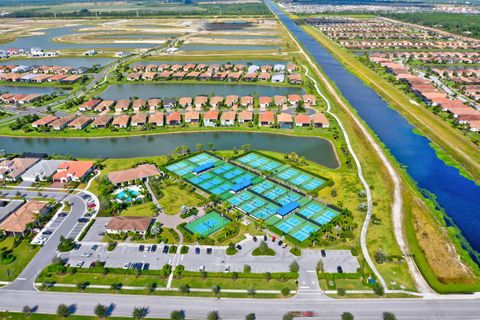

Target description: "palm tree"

left=212, top=285, right=221, bottom=296
left=245, top=313, right=256, bottom=320
left=22, top=305, right=32, bottom=318
left=382, top=312, right=396, bottom=320
left=94, top=304, right=108, bottom=319
left=341, top=312, right=354, bottom=320
left=132, top=307, right=148, bottom=320
left=56, top=304, right=70, bottom=319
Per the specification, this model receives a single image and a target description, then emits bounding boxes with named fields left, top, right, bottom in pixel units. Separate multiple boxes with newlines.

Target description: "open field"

left=157, top=185, right=206, bottom=216
left=0, top=238, right=40, bottom=282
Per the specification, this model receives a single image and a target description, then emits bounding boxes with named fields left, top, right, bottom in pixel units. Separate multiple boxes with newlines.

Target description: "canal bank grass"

left=157, top=184, right=206, bottom=215
left=302, top=25, right=480, bottom=183
left=299, top=25, right=480, bottom=292
left=171, top=276, right=297, bottom=290
left=0, top=238, right=40, bottom=282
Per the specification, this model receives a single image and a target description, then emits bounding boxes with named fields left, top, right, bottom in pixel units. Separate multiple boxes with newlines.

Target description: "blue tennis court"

left=185, top=211, right=230, bottom=237
left=291, top=230, right=310, bottom=241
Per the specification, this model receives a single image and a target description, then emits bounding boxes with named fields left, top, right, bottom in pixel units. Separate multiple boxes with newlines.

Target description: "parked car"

left=151, top=245, right=157, bottom=252
left=337, top=266, right=343, bottom=273
left=58, top=212, right=68, bottom=217
left=42, top=230, right=53, bottom=235
left=199, top=265, right=205, bottom=272
left=163, top=246, right=169, bottom=254
left=139, top=245, right=145, bottom=252
left=143, top=246, right=150, bottom=253
left=263, top=235, right=267, bottom=241
left=252, top=236, right=257, bottom=242
left=81, top=252, right=92, bottom=257
left=321, top=250, right=326, bottom=258
left=206, top=248, right=212, bottom=255
left=278, top=240, right=283, bottom=246
left=236, top=244, right=242, bottom=250
left=77, top=218, right=89, bottom=223
left=143, top=263, right=150, bottom=270
left=195, top=247, right=201, bottom=254
left=91, top=244, right=98, bottom=252
left=224, top=265, right=230, bottom=273
left=74, top=243, right=81, bottom=250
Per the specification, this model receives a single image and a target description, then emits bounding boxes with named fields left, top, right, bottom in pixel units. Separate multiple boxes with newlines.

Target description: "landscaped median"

left=35, top=261, right=297, bottom=298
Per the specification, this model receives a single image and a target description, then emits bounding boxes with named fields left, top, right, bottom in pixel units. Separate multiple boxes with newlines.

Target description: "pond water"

left=100, top=83, right=303, bottom=100
left=180, top=44, right=280, bottom=52
left=266, top=0, right=480, bottom=258
left=0, top=85, right=66, bottom=95
left=0, top=26, right=157, bottom=50
left=3, top=58, right=115, bottom=68
left=0, top=132, right=339, bottom=168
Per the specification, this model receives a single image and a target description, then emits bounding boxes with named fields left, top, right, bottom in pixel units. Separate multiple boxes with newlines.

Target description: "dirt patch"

left=411, top=196, right=475, bottom=283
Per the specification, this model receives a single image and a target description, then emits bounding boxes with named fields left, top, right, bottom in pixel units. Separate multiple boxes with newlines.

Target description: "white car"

left=81, top=252, right=92, bottom=257
left=199, top=265, right=205, bottom=272
left=224, top=265, right=230, bottom=273
left=143, top=246, right=150, bottom=253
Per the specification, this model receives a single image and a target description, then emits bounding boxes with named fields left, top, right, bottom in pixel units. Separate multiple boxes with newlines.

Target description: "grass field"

left=172, top=276, right=296, bottom=290
left=119, top=202, right=154, bottom=217
left=158, top=185, right=206, bottom=215
left=0, top=238, right=39, bottom=282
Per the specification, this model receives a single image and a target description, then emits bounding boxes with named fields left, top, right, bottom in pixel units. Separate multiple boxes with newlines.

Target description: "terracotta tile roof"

left=91, top=115, right=112, bottom=127
left=148, top=99, right=162, bottom=108
left=185, top=111, right=200, bottom=121
left=108, top=164, right=160, bottom=185
left=277, top=112, right=293, bottom=123
left=204, top=110, right=219, bottom=120
left=259, top=96, right=272, bottom=105
left=312, top=113, right=329, bottom=125
left=0, top=201, right=48, bottom=233
left=112, top=115, right=130, bottom=126
left=131, top=113, right=147, bottom=125
left=167, top=111, right=181, bottom=123
left=295, top=114, right=311, bottom=125
left=32, top=115, right=58, bottom=126
left=179, top=97, right=193, bottom=107
left=221, top=111, right=236, bottom=121
left=259, top=111, right=275, bottom=123
left=53, top=161, right=94, bottom=181
left=149, top=112, right=164, bottom=125
left=238, top=110, right=253, bottom=121
left=106, top=216, right=152, bottom=232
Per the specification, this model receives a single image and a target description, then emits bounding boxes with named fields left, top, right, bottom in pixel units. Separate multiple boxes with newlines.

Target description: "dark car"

left=337, top=266, right=343, bottom=273
left=58, top=212, right=68, bottom=217
left=91, top=244, right=98, bottom=252
left=139, top=245, right=145, bottom=252
left=163, top=245, right=169, bottom=254
left=236, top=244, right=242, bottom=250
left=74, top=243, right=81, bottom=250
left=195, top=247, right=201, bottom=254
left=143, top=263, right=150, bottom=270
left=252, top=236, right=257, bottom=242
left=321, top=249, right=326, bottom=258
left=263, top=235, right=267, bottom=241
left=278, top=240, right=283, bottom=246
left=206, top=248, right=212, bottom=255
left=151, top=245, right=157, bottom=252
left=42, top=230, right=53, bottom=235
left=77, top=218, right=89, bottom=223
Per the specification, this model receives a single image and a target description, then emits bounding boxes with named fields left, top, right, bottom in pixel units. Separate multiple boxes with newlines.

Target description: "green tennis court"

left=185, top=211, right=230, bottom=237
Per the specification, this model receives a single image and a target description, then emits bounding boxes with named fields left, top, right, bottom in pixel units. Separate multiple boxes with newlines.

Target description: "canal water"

left=265, top=0, right=480, bottom=257
left=100, top=83, right=304, bottom=100
left=0, top=132, right=339, bottom=169
left=0, top=85, right=66, bottom=95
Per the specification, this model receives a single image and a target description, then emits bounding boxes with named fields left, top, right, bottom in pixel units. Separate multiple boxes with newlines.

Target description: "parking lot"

left=61, top=235, right=359, bottom=275
left=80, top=217, right=109, bottom=242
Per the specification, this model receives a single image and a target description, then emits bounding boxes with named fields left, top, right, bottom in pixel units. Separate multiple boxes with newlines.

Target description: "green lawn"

left=37, top=271, right=167, bottom=288
left=0, top=313, right=167, bottom=320
left=119, top=202, right=154, bottom=217
left=172, top=276, right=296, bottom=290
left=0, top=238, right=39, bottom=281
left=158, top=185, right=206, bottom=215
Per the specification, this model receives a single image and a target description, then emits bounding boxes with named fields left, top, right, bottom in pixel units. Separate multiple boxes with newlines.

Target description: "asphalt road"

left=0, top=189, right=88, bottom=291
left=0, top=289, right=479, bottom=319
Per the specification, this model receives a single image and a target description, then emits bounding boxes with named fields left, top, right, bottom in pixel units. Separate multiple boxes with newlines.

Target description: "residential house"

left=271, top=73, right=285, bottom=83
left=132, top=99, right=145, bottom=112
left=131, top=113, right=147, bottom=127
left=163, top=98, right=177, bottom=110
left=148, top=112, right=164, bottom=127
left=302, top=95, right=317, bottom=106
left=184, top=111, right=200, bottom=124
left=274, top=95, right=287, bottom=107
left=127, top=73, right=141, bottom=81
left=210, top=96, right=224, bottom=108
left=238, top=110, right=253, bottom=123
left=203, top=110, right=219, bottom=127
left=288, top=74, right=303, bottom=84
left=21, top=160, right=64, bottom=182
left=166, top=111, right=181, bottom=126
left=240, top=96, right=254, bottom=108
left=312, top=113, right=329, bottom=128
left=225, top=95, right=239, bottom=107
left=259, top=111, right=275, bottom=127
left=221, top=111, right=236, bottom=126
left=111, top=115, right=129, bottom=128
left=94, top=100, right=115, bottom=113
left=243, top=73, right=257, bottom=82
left=0, top=201, right=49, bottom=236
left=277, top=113, right=293, bottom=129
left=32, top=115, right=58, bottom=128
left=258, top=72, right=271, bottom=81
left=194, top=96, right=208, bottom=109
left=68, top=116, right=92, bottom=130
left=52, top=161, right=95, bottom=183
left=274, top=64, right=285, bottom=72
left=259, top=96, right=272, bottom=109
left=0, top=158, right=40, bottom=181
left=91, top=115, right=113, bottom=128
left=49, top=115, right=76, bottom=131
left=295, top=114, right=311, bottom=127
left=147, top=98, right=162, bottom=111
left=288, top=94, right=301, bottom=106
left=115, top=100, right=131, bottom=113
left=179, top=97, right=193, bottom=108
